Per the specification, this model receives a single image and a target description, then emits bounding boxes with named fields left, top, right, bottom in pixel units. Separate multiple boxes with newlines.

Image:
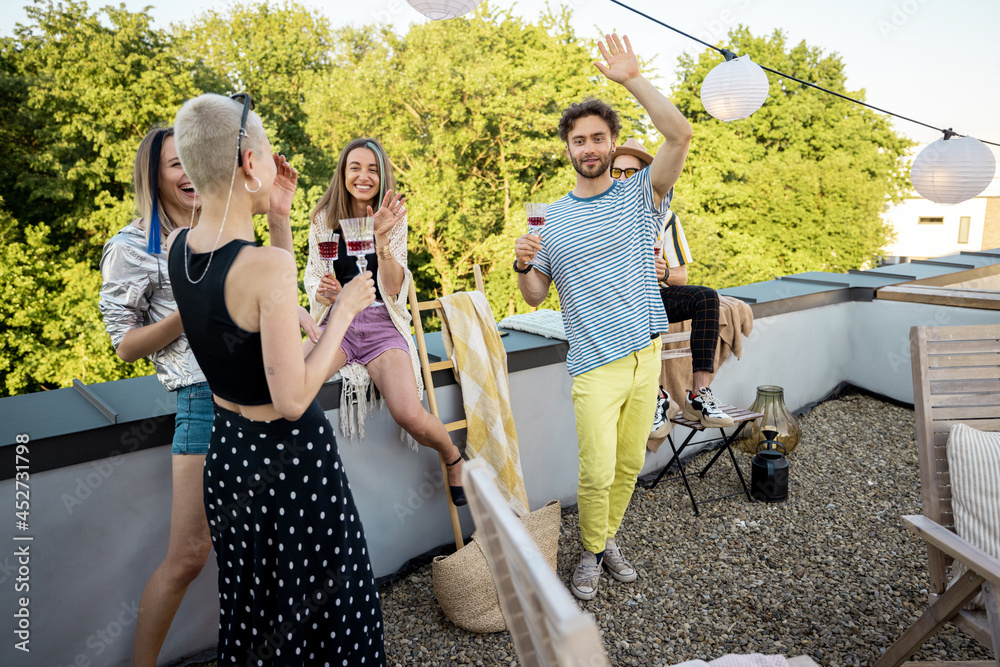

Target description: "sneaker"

left=682, top=386, right=735, bottom=428
left=602, top=537, right=637, bottom=583
left=570, top=550, right=602, bottom=600
left=650, top=386, right=680, bottom=439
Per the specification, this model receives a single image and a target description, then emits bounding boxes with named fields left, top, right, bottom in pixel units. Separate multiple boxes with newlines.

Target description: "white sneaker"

left=571, top=550, right=601, bottom=600
left=650, top=386, right=680, bottom=438
left=682, top=387, right=735, bottom=428
left=602, top=537, right=638, bottom=583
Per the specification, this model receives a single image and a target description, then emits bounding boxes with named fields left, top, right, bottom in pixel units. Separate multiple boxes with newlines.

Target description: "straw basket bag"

left=431, top=500, right=561, bottom=633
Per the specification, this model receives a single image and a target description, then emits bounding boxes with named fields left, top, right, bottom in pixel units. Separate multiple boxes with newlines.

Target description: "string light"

left=607, top=0, right=998, bottom=203
left=699, top=51, right=769, bottom=122
left=405, top=0, right=481, bottom=20
left=911, top=132, right=996, bottom=205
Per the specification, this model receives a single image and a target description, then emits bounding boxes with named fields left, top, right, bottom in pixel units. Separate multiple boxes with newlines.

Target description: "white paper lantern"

left=911, top=135, right=996, bottom=205
left=405, top=0, right=481, bottom=20
left=700, top=55, right=770, bottom=122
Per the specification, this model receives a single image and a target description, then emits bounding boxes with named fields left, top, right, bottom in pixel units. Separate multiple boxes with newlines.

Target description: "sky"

left=3, top=0, right=999, bottom=148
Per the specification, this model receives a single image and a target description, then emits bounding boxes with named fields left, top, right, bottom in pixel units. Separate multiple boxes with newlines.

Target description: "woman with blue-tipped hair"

left=98, top=126, right=213, bottom=667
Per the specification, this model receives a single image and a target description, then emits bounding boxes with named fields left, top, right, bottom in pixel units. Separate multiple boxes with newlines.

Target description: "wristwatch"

left=513, top=259, right=533, bottom=274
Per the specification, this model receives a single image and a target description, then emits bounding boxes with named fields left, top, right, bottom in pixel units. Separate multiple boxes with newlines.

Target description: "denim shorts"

left=172, top=381, right=214, bottom=455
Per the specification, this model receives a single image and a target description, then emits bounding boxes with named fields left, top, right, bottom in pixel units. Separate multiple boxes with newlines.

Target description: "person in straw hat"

left=612, top=137, right=733, bottom=432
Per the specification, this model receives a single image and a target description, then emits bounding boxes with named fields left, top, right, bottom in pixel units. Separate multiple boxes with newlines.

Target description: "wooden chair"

left=462, top=458, right=609, bottom=667
left=875, top=324, right=1000, bottom=667
left=646, top=330, right=758, bottom=516
left=408, top=265, right=487, bottom=550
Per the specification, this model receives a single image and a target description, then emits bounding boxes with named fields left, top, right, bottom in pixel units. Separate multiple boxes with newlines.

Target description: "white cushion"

left=946, top=422, right=1000, bottom=608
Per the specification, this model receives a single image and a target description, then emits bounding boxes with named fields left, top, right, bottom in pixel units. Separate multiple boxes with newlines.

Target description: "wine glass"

left=318, top=230, right=340, bottom=275
left=526, top=202, right=548, bottom=237
left=338, top=216, right=376, bottom=273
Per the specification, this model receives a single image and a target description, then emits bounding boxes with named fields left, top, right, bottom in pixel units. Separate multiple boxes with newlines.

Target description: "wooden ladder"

left=407, top=265, right=486, bottom=550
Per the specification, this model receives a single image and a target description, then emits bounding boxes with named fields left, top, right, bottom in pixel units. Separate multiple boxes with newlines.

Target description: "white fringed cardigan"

left=304, top=210, right=423, bottom=447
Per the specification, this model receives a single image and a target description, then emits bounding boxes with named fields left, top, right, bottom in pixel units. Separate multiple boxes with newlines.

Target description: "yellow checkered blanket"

left=439, top=292, right=529, bottom=517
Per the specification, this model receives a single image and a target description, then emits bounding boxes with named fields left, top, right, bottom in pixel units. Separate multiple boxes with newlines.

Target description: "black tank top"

left=330, top=235, right=384, bottom=302
left=167, top=229, right=272, bottom=405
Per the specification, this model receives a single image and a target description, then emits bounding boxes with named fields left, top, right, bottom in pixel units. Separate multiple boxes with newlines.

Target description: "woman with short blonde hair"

left=167, top=93, right=385, bottom=665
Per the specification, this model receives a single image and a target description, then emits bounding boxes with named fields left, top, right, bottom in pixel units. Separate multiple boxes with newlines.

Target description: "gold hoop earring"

left=245, top=176, right=262, bottom=194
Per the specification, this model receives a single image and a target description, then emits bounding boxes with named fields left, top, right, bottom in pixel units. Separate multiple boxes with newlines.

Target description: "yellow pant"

left=571, top=338, right=661, bottom=554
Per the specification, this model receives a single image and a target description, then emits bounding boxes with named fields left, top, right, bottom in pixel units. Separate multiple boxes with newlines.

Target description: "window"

left=958, top=216, right=971, bottom=244
left=918, top=216, right=944, bottom=224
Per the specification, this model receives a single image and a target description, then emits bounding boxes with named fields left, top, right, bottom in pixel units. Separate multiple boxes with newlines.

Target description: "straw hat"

left=613, top=138, right=654, bottom=166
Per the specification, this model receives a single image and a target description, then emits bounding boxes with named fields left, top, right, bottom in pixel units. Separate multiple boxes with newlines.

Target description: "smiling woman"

left=305, top=137, right=470, bottom=508
left=97, top=126, right=212, bottom=667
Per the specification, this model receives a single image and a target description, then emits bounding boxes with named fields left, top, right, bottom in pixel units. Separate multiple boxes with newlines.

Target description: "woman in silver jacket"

left=98, top=126, right=307, bottom=666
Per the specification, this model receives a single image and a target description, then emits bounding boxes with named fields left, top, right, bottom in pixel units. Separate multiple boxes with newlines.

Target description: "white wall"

left=0, top=449, right=219, bottom=667
left=3, top=297, right=997, bottom=666
left=882, top=196, right=987, bottom=259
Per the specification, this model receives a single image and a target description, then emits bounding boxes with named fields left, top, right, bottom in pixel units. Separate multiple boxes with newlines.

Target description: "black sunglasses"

left=610, top=167, right=639, bottom=179
left=231, top=93, right=255, bottom=167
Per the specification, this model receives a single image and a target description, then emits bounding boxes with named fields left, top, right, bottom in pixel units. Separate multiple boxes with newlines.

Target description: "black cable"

left=607, top=0, right=1000, bottom=147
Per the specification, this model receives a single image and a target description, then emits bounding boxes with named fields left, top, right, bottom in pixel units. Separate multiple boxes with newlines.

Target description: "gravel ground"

left=187, top=392, right=995, bottom=666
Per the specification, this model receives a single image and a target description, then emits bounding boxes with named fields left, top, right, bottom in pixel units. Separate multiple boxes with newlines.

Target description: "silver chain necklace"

left=184, top=153, right=240, bottom=285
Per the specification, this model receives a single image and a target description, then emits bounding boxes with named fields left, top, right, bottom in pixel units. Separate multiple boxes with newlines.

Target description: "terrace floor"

left=185, top=391, right=995, bottom=666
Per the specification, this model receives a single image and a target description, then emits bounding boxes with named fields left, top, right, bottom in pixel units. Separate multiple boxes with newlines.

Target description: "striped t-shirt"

left=532, top=168, right=672, bottom=376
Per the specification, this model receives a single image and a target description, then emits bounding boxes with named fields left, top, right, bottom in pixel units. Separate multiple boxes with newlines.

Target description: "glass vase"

left=738, top=385, right=801, bottom=455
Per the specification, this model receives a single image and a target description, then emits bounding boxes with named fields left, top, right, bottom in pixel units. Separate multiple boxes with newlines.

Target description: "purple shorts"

left=340, top=304, right=410, bottom=365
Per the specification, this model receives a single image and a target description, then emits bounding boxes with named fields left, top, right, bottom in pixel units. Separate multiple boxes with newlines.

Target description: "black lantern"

left=751, top=429, right=789, bottom=502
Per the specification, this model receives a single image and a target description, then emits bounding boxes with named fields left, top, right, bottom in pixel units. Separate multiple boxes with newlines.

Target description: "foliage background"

left=0, top=0, right=911, bottom=396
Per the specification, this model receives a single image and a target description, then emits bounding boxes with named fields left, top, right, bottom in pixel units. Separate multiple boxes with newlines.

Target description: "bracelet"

left=513, top=259, right=532, bottom=274
left=377, top=245, right=393, bottom=260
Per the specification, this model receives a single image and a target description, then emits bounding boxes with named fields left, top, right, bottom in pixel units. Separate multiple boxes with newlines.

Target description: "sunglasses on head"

left=230, top=93, right=255, bottom=167
left=610, top=167, right=639, bottom=179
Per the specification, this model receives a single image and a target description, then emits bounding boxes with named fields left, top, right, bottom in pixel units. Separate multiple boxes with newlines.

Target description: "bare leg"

left=366, top=348, right=463, bottom=486
left=133, top=455, right=212, bottom=667
left=692, top=370, right=714, bottom=393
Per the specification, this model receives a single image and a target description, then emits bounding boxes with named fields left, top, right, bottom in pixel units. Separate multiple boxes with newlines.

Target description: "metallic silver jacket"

left=99, top=222, right=206, bottom=391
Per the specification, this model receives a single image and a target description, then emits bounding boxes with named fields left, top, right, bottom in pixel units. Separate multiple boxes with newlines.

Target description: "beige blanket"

left=648, top=294, right=754, bottom=453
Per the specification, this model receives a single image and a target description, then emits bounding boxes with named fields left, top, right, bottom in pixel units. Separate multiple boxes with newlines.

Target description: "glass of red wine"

left=318, top=230, right=340, bottom=276
left=338, top=216, right=376, bottom=273
left=526, top=202, right=548, bottom=237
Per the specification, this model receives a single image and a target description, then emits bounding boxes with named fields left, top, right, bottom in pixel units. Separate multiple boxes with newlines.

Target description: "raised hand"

left=269, top=153, right=298, bottom=218
left=593, top=33, right=639, bottom=85
left=368, top=189, right=406, bottom=245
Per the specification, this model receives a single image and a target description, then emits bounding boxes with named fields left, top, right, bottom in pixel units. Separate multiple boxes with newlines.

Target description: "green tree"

left=669, top=27, right=912, bottom=287
left=174, top=1, right=335, bottom=251
left=3, top=0, right=202, bottom=259
left=0, top=203, right=148, bottom=395
left=307, top=4, right=654, bottom=316
left=0, top=0, right=197, bottom=395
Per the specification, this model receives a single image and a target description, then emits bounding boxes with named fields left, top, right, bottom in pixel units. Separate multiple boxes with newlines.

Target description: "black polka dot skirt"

left=205, top=400, right=385, bottom=666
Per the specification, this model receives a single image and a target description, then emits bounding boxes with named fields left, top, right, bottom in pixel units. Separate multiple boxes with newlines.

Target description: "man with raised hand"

left=513, top=33, right=692, bottom=601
